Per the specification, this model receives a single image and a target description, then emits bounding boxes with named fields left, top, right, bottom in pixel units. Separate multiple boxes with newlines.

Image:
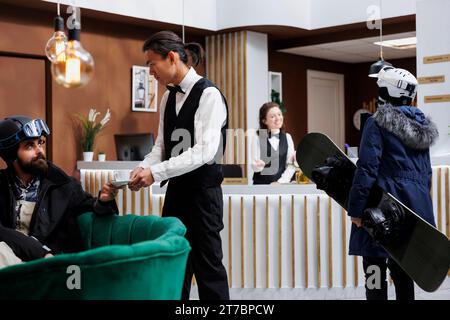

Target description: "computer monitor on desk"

left=114, top=133, right=154, bottom=161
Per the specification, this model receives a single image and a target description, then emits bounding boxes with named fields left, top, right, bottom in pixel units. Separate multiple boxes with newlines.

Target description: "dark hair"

left=0, top=145, right=18, bottom=165
left=258, top=102, right=285, bottom=131
left=142, top=31, right=204, bottom=68
left=185, top=42, right=205, bottom=67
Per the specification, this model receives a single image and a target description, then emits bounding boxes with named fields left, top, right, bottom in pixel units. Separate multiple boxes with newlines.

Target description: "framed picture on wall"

left=131, top=65, right=157, bottom=112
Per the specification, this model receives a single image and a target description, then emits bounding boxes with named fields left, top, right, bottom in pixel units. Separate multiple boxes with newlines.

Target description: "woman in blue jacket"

left=347, top=67, right=438, bottom=300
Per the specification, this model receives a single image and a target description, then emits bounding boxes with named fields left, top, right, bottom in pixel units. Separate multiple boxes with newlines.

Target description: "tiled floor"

left=190, top=277, right=450, bottom=300
left=416, top=280, right=450, bottom=300
left=417, top=288, right=450, bottom=300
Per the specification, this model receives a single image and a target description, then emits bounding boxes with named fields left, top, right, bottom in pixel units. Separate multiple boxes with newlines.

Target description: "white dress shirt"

left=250, top=130, right=297, bottom=183
left=138, top=67, right=227, bottom=182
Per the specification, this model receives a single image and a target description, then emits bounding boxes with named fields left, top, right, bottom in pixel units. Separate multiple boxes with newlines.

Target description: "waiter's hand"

left=99, top=182, right=120, bottom=202
left=351, top=217, right=363, bottom=228
left=128, top=167, right=154, bottom=191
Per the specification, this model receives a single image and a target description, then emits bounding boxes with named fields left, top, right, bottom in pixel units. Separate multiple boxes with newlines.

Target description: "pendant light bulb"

left=368, top=0, right=391, bottom=77
left=51, top=26, right=94, bottom=88
left=45, top=15, right=68, bottom=62
left=368, top=58, right=392, bottom=78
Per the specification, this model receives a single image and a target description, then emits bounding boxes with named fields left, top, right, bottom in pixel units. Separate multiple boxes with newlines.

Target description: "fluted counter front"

left=78, top=161, right=450, bottom=299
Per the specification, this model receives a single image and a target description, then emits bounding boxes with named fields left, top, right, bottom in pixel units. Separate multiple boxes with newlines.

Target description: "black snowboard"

left=296, top=132, right=450, bottom=292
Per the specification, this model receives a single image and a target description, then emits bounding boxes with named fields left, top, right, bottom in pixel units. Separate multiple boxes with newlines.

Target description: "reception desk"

left=78, top=161, right=450, bottom=299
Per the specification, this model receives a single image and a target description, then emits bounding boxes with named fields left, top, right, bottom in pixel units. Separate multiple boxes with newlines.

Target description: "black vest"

left=163, top=78, right=228, bottom=188
left=252, top=131, right=288, bottom=184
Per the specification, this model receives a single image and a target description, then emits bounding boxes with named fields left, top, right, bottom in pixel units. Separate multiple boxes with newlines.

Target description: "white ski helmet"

left=377, top=66, right=418, bottom=106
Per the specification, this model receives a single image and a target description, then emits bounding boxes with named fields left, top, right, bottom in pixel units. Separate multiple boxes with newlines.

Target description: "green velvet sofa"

left=0, top=213, right=190, bottom=300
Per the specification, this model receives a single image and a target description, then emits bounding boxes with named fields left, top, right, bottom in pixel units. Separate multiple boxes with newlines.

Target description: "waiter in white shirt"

left=128, top=31, right=229, bottom=300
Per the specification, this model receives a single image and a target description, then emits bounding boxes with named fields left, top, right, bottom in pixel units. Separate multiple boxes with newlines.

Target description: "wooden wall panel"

left=206, top=31, right=247, bottom=175
left=0, top=55, right=46, bottom=169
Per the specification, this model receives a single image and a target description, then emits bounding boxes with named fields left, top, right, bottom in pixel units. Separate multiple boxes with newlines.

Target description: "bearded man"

left=0, top=115, right=119, bottom=268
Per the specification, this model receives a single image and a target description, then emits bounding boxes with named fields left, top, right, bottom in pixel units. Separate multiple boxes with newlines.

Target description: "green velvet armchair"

left=0, top=213, right=190, bottom=300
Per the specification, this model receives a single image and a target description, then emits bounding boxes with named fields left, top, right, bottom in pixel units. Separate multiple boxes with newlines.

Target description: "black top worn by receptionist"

left=252, top=131, right=288, bottom=184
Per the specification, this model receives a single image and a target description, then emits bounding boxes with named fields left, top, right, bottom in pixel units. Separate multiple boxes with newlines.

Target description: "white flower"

left=88, top=108, right=100, bottom=123
left=92, top=111, right=100, bottom=123
left=100, top=108, right=111, bottom=128
left=88, top=109, right=95, bottom=122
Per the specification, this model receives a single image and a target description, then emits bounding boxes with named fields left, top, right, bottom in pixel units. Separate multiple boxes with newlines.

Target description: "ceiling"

left=0, top=1, right=415, bottom=41
left=0, top=0, right=416, bottom=64
left=279, top=31, right=416, bottom=63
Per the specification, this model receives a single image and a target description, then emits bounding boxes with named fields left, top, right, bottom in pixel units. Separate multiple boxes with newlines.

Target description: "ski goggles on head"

left=0, top=118, right=50, bottom=150
left=21, top=118, right=50, bottom=138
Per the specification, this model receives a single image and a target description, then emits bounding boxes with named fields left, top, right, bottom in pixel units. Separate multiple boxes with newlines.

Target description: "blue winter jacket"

left=347, top=104, right=439, bottom=258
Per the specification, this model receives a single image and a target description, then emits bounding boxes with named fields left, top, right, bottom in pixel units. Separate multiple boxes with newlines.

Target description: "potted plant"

left=98, top=151, right=106, bottom=162
left=271, top=89, right=286, bottom=114
left=76, top=108, right=111, bottom=161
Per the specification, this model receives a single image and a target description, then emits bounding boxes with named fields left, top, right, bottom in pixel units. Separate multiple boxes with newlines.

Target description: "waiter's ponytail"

left=143, top=31, right=204, bottom=67
left=184, top=42, right=205, bottom=67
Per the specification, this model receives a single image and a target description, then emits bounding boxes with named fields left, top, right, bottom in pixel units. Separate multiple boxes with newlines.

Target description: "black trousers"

left=162, top=182, right=229, bottom=300
left=363, top=256, right=415, bottom=300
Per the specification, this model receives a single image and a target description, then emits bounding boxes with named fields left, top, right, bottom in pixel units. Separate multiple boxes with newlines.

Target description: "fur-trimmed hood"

left=373, top=104, right=439, bottom=150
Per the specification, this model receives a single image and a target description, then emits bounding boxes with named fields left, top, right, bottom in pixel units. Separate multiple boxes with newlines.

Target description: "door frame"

left=307, top=69, right=345, bottom=148
left=0, top=51, right=53, bottom=161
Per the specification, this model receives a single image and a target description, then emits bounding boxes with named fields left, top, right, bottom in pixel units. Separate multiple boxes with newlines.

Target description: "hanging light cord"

left=379, top=0, right=383, bottom=60
left=182, top=0, right=185, bottom=42
left=57, top=0, right=60, bottom=16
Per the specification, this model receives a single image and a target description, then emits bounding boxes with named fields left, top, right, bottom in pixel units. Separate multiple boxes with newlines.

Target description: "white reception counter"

left=77, top=161, right=450, bottom=299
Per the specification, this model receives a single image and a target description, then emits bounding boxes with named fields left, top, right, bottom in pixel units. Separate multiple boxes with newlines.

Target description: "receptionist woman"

left=251, top=102, right=296, bottom=184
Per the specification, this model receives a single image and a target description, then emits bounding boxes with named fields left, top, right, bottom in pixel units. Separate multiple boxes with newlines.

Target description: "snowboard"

left=296, top=132, right=450, bottom=292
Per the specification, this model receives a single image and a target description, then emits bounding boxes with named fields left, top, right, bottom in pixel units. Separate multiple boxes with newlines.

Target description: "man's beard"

left=17, top=154, right=48, bottom=176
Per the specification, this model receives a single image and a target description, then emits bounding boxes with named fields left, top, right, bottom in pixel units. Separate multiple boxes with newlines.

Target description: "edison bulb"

left=51, top=29, right=94, bottom=88
left=45, top=31, right=67, bottom=62
left=45, top=16, right=67, bottom=62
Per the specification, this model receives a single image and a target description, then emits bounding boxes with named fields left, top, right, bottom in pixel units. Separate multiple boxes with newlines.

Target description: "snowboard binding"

left=362, top=196, right=406, bottom=245
left=311, top=155, right=355, bottom=203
